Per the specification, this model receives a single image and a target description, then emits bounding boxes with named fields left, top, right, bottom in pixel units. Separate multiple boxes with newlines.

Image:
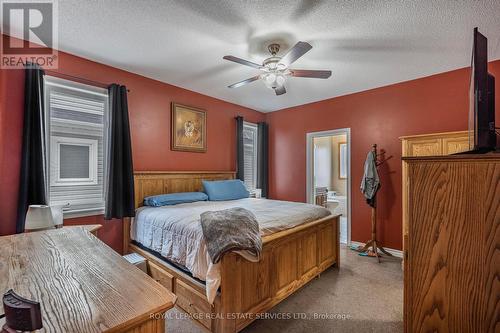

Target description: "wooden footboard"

left=217, top=214, right=339, bottom=333
left=129, top=214, right=339, bottom=333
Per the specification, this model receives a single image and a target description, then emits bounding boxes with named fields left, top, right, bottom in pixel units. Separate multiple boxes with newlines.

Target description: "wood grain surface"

left=0, top=227, right=175, bottom=332
left=400, top=131, right=470, bottom=272
left=405, top=156, right=500, bottom=333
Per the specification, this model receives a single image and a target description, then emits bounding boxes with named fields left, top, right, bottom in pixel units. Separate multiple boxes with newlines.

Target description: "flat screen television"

left=468, top=27, right=496, bottom=152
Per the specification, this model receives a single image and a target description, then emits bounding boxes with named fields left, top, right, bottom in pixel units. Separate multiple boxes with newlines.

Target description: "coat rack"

left=358, top=144, right=392, bottom=263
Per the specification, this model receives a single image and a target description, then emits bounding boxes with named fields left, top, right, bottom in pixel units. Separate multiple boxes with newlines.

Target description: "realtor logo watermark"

left=1, top=0, right=58, bottom=69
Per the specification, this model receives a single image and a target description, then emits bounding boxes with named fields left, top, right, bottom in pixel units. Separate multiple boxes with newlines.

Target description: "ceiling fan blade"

left=274, top=85, right=286, bottom=95
left=223, top=55, right=262, bottom=69
left=290, top=69, right=331, bottom=79
left=278, top=41, right=312, bottom=66
left=228, top=76, right=261, bottom=88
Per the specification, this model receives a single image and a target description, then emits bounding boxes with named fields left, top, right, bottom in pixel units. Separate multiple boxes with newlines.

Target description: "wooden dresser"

left=400, top=131, right=470, bottom=260
left=0, top=227, right=176, bottom=333
left=403, top=153, right=499, bottom=332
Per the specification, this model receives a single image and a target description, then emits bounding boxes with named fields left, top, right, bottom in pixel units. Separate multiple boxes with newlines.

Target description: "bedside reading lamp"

left=24, top=204, right=70, bottom=232
left=24, top=205, right=56, bottom=232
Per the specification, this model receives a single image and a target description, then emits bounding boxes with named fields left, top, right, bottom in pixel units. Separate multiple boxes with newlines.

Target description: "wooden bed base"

left=125, top=171, right=340, bottom=333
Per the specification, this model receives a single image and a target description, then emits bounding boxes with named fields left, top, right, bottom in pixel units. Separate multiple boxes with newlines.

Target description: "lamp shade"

left=49, top=204, right=68, bottom=227
left=25, top=205, right=55, bottom=231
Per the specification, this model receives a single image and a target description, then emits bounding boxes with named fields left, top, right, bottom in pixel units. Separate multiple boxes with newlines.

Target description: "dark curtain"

left=236, top=116, right=244, bottom=181
left=105, top=84, right=135, bottom=220
left=257, top=122, right=269, bottom=197
left=16, top=64, right=47, bottom=233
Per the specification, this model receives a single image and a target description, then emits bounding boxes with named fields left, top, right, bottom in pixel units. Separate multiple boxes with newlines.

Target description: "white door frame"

left=306, top=128, right=352, bottom=245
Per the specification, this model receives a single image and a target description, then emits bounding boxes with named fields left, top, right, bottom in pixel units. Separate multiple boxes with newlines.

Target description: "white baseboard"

left=349, top=241, right=403, bottom=258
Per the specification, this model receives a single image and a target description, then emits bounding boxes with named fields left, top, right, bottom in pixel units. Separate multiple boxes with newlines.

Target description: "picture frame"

left=171, top=103, right=207, bottom=152
left=338, top=142, right=347, bottom=179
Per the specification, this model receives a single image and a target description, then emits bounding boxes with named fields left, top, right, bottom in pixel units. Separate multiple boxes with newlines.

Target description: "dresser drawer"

left=148, top=261, right=174, bottom=292
left=176, top=280, right=212, bottom=330
left=442, top=135, right=470, bottom=154
left=406, top=138, right=442, bottom=157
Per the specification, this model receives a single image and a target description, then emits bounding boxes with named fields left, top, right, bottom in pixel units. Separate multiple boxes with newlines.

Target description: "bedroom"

left=0, top=1, right=499, bottom=333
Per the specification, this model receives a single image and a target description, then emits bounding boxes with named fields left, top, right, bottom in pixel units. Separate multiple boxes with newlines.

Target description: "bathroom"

left=312, top=133, right=349, bottom=244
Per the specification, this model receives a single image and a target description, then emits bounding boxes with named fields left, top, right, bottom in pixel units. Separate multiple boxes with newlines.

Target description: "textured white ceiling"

left=32, top=1, right=500, bottom=111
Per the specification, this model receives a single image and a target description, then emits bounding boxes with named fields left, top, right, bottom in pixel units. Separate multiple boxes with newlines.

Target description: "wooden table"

left=62, top=224, right=102, bottom=236
left=0, top=227, right=176, bottom=332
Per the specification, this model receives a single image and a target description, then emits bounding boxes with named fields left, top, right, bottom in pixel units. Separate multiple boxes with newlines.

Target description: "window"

left=44, top=76, right=108, bottom=216
left=51, top=137, right=98, bottom=185
left=243, top=122, right=258, bottom=192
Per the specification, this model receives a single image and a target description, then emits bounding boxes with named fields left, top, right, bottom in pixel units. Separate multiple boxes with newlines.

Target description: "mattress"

left=130, top=198, right=331, bottom=303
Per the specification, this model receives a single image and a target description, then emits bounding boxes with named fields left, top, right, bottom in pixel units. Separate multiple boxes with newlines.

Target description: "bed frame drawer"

left=176, top=279, right=212, bottom=330
left=148, top=261, right=174, bottom=292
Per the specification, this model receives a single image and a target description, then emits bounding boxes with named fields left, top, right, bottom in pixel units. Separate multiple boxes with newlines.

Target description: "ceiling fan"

left=223, top=41, right=331, bottom=96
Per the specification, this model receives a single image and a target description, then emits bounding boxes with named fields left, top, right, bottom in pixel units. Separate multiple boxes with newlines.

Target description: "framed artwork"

left=171, top=103, right=207, bottom=152
left=338, top=142, right=347, bottom=179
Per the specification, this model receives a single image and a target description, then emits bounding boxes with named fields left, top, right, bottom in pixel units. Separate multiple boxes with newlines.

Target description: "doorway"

left=306, top=129, right=351, bottom=245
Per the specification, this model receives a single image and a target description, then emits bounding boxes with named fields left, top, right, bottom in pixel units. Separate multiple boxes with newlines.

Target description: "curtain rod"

left=44, top=70, right=131, bottom=92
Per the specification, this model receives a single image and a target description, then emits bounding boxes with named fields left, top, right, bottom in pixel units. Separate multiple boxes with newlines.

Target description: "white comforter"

left=130, top=198, right=331, bottom=303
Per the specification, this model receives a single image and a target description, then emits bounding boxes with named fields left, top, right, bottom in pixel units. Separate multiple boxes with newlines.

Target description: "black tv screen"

left=469, top=27, right=496, bottom=151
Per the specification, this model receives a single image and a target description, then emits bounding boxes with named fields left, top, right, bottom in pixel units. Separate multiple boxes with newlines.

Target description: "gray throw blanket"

left=200, top=207, right=262, bottom=264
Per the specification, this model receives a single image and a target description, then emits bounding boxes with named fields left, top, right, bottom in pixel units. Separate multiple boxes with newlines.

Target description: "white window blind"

left=44, top=76, right=108, bottom=215
left=243, top=122, right=258, bottom=192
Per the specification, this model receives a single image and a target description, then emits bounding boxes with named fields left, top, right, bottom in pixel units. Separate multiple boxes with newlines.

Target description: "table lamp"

left=24, top=205, right=55, bottom=232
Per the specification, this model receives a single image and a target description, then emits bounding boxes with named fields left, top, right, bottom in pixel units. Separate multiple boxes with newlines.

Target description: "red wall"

left=0, top=35, right=264, bottom=252
left=2, top=32, right=499, bottom=252
left=266, top=60, right=500, bottom=250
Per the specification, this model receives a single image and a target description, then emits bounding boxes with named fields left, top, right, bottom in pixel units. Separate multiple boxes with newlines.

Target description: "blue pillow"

left=143, top=192, right=208, bottom=207
left=202, top=179, right=250, bottom=201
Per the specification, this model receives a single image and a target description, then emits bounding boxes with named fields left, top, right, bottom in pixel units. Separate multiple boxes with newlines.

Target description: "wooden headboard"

left=133, top=171, right=236, bottom=209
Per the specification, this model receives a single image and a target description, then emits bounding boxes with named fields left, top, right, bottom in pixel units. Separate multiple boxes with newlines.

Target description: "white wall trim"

left=350, top=241, right=403, bottom=258
left=306, top=128, right=351, bottom=245
left=63, top=208, right=104, bottom=219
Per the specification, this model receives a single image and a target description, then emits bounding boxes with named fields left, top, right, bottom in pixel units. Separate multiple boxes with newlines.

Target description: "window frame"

left=50, top=136, right=98, bottom=186
left=242, top=121, right=259, bottom=192
left=44, top=75, right=109, bottom=218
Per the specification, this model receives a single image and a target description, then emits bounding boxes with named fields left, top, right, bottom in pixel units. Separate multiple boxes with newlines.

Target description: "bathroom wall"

left=313, top=136, right=332, bottom=189
left=330, top=134, right=347, bottom=196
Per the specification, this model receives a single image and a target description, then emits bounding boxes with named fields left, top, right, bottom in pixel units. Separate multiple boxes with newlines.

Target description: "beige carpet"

left=166, top=245, right=403, bottom=333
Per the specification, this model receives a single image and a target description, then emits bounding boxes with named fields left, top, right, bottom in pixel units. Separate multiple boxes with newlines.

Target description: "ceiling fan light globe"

left=263, top=79, right=275, bottom=89
left=266, top=73, right=276, bottom=83
left=276, top=75, right=286, bottom=86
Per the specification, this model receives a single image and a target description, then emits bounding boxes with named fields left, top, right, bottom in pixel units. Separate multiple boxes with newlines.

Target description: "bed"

left=124, top=171, right=340, bottom=333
